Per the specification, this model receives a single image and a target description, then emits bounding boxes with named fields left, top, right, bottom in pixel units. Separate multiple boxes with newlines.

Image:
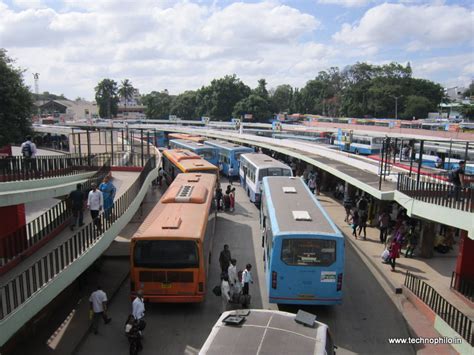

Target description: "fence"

left=0, top=156, right=155, bottom=321
left=0, top=161, right=111, bottom=271
left=405, top=272, right=473, bottom=346
left=451, top=272, right=474, bottom=303
left=397, top=173, right=473, bottom=212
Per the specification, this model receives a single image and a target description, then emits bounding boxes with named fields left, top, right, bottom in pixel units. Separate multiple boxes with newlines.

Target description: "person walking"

left=89, top=286, right=111, bottom=335
left=99, top=175, right=116, bottom=220
left=343, top=194, right=353, bottom=223
left=157, top=167, right=164, bottom=187
left=87, top=183, right=103, bottom=233
left=388, top=238, right=401, bottom=272
left=219, top=245, right=232, bottom=275
left=227, top=259, right=240, bottom=297
left=21, top=135, right=38, bottom=172
left=241, top=264, right=254, bottom=296
left=215, top=186, right=223, bottom=211
left=224, top=186, right=231, bottom=211
left=308, top=176, right=317, bottom=195
left=350, top=209, right=359, bottom=239
left=220, top=275, right=231, bottom=313
left=449, top=160, right=465, bottom=201
left=356, top=195, right=368, bottom=217
left=132, top=290, right=146, bottom=326
left=69, top=183, right=85, bottom=231
left=229, top=187, right=236, bottom=212
left=357, top=211, right=367, bottom=239
left=228, top=166, right=234, bottom=185
left=405, top=226, right=418, bottom=258
left=378, top=210, right=391, bottom=244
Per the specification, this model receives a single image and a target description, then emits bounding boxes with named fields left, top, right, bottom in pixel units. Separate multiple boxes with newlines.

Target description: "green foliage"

left=195, top=74, right=251, bottom=120
left=142, top=90, right=173, bottom=119
left=0, top=49, right=33, bottom=147
left=460, top=104, right=474, bottom=120
left=233, top=94, right=272, bottom=122
left=170, top=91, right=198, bottom=120
left=118, top=79, right=134, bottom=106
left=401, top=95, right=434, bottom=119
left=95, top=79, right=119, bottom=118
left=270, top=84, right=293, bottom=113
left=462, top=83, right=474, bottom=98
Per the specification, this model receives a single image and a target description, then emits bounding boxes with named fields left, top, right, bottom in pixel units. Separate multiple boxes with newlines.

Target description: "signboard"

left=232, top=118, right=241, bottom=130
left=169, top=115, right=178, bottom=121
left=272, top=121, right=282, bottom=132
left=244, top=113, right=253, bottom=120
left=320, top=271, right=336, bottom=283
left=201, top=116, right=210, bottom=124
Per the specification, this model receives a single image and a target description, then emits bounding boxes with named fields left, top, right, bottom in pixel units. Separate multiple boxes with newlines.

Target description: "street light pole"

left=393, top=95, right=403, bottom=119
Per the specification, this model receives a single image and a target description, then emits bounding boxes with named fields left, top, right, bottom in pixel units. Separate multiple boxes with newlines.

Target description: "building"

left=35, top=99, right=99, bottom=122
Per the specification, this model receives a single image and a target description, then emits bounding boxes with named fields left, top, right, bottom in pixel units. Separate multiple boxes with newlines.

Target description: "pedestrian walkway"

left=319, top=193, right=470, bottom=354
left=0, top=171, right=140, bottom=286
left=10, top=184, right=164, bottom=355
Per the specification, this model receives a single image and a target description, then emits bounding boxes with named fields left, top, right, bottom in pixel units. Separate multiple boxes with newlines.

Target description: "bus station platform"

left=12, top=180, right=471, bottom=355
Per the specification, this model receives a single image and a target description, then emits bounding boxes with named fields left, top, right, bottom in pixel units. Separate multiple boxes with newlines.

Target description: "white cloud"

left=319, top=0, right=371, bottom=7
left=13, top=0, right=46, bottom=9
left=333, top=3, right=473, bottom=51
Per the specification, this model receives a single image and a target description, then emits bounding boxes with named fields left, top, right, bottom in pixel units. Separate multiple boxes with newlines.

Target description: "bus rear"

left=130, top=173, right=216, bottom=303
left=267, top=234, right=344, bottom=305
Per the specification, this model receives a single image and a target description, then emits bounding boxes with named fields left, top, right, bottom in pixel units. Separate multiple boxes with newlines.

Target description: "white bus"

left=199, top=309, right=335, bottom=355
left=239, top=153, right=292, bottom=204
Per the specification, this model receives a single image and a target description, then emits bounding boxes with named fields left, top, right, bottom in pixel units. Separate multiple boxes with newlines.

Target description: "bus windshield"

left=199, top=149, right=215, bottom=160
left=134, top=240, right=199, bottom=268
left=281, top=239, right=336, bottom=267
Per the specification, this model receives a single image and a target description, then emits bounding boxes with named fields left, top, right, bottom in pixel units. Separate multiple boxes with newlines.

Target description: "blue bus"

left=333, top=130, right=384, bottom=155
left=169, top=139, right=219, bottom=166
left=260, top=177, right=345, bottom=305
left=239, top=153, right=292, bottom=204
left=204, top=140, right=253, bottom=176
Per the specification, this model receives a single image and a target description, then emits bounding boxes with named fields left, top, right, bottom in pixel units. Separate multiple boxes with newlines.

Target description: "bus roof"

left=170, top=139, right=213, bottom=150
left=262, top=177, right=342, bottom=237
left=199, top=309, right=329, bottom=355
left=163, top=149, right=218, bottom=172
left=241, top=153, right=292, bottom=170
left=205, top=139, right=253, bottom=151
left=168, top=133, right=206, bottom=143
left=132, top=173, right=216, bottom=241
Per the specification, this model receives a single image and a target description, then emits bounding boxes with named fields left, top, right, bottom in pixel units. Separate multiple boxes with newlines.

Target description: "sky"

left=0, top=0, right=473, bottom=101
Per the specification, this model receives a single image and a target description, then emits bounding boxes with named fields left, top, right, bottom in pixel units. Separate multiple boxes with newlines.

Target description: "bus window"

left=134, top=240, right=199, bottom=269
left=281, top=239, right=336, bottom=267
left=199, top=149, right=215, bottom=161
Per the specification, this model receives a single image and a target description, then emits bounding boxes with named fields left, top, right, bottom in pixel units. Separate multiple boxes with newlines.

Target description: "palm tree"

left=119, top=79, right=134, bottom=116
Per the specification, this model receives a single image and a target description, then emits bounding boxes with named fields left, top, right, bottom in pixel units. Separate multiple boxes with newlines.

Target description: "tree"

left=0, top=49, right=33, bottom=147
left=118, top=79, right=134, bottom=112
left=462, top=83, right=474, bottom=98
left=95, top=79, right=119, bottom=118
left=271, top=84, right=293, bottom=113
left=254, top=79, right=269, bottom=99
left=195, top=75, right=251, bottom=120
left=460, top=104, right=474, bottom=121
left=233, top=94, right=272, bottom=122
left=170, top=91, right=198, bottom=120
left=141, top=90, right=173, bottom=119
left=401, top=95, right=434, bottom=119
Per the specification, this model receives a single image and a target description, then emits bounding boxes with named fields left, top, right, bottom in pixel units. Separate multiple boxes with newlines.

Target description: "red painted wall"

left=455, top=230, right=474, bottom=280
left=0, top=204, right=27, bottom=259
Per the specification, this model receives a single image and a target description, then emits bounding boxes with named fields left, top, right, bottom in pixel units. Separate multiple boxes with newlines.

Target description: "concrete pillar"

left=419, top=221, right=435, bottom=258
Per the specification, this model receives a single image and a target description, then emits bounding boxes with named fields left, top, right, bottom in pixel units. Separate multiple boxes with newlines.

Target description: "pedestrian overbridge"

left=0, top=151, right=159, bottom=347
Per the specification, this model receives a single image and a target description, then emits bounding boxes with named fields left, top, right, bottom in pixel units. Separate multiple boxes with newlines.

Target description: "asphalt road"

left=75, top=181, right=414, bottom=355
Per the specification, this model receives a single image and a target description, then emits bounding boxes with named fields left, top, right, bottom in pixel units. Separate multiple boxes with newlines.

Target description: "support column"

left=419, top=221, right=435, bottom=258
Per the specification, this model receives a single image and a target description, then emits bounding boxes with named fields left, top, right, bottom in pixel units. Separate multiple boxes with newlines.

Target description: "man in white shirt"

left=87, top=183, right=103, bottom=232
left=241, top=263, right=254, bottom=296
left=21, top=136, right=38, bottom=171
left=227, top=259, right=240, bottom=297
left=89, top=286, right=111, bottom=335
left=132, top=289, right=145, bottom=321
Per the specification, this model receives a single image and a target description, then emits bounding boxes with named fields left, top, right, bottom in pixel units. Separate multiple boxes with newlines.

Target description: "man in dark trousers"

left=89, top=285, right=111, bottom=335
left=450, top=160, right=466, bottom=201
left=69, top=183, right=85, bottom=230
left=219, top=244, right=232, bottom=275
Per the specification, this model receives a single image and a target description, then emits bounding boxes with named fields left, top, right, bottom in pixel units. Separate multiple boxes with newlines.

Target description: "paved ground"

left=74, top=179, right=414, bottom=355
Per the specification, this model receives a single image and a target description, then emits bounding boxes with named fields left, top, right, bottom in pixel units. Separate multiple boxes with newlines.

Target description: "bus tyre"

left=355, top=149, right=359, bottom=155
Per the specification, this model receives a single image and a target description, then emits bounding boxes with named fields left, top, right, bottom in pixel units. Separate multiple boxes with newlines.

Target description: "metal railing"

left=397, top=173, right=473, bottom=212
left=0, top=156, right=155, bottom=321
left=451, top=272, right=474, bottom=303
left=405, top=272, right=473, bottom=346
left=0, top=161, right=111, bottom=270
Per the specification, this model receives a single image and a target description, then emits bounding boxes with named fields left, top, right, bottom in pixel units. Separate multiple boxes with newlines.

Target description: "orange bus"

left=162, top=149, right=219, bottom=184
left=130, top=173, right=217, bottom=302
left=168, top=133, right=206, bottom=143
